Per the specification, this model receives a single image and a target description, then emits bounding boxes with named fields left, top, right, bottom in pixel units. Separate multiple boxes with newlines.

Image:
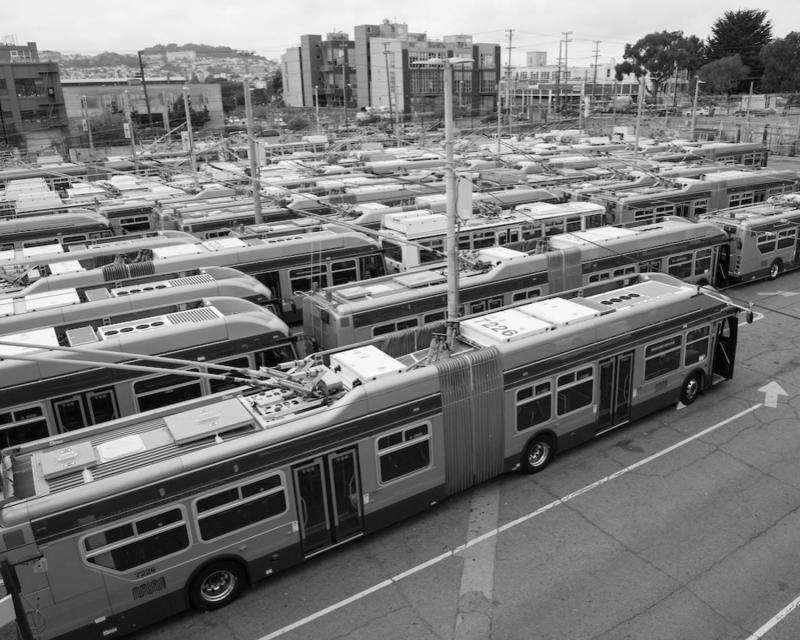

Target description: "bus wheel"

left=679, top=372, right=702, bottom=405
left=769, top=260, right=783, bottom=280
left=521, top=434, right=554, bottom=474
left=189, top=561, right=245, bottom=611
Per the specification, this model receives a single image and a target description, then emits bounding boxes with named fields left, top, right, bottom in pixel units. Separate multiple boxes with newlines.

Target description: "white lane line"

left=745, top=593, right=800, bottom=640
left=258, top=403, right=762, bottom=640
left=454, top=487, right=500, bottom=640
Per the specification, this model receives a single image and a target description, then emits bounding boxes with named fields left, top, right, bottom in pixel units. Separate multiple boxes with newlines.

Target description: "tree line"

left=614, top=9, right=800, bottom=98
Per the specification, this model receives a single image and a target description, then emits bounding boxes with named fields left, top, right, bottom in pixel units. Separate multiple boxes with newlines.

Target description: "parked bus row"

left=0, top=291, right=296, bottom=448
left=0, top=272, right=742, bottom=640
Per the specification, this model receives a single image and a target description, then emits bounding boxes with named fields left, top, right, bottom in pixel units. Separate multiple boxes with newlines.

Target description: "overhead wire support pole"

left=137, top=50, right=154, bottom=130
left=182, top=86, right=199, bottom=192
left=505, top=28, right=514, bottom=138
left=562, top=31, right=572, bottom=112
left=382, top=42, right=397, bottom=144
left=123, top=90, right=138, bottom=170
left=243, top=76, right=263, bottom=224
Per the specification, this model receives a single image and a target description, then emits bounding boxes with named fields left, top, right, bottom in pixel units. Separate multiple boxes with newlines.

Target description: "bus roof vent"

left=165, top=305, right=223, bottom=325
left=460, top=308, right=553, bottom=346
left=393, top=271, right=447, bottom=288
left=517, top=297, right=601, bottom=326
left=97, top=315, right=172, bottom=339
left=40, top=442, right=98, bottom=481
left=167, top=273, right=216, bottom=288
left=66, top=325, right=99, bottom=346
left=337, top=285, right=371, bottom=300
left=587, top=279, right=691, bottom=309
left=84, top=287, right=112, bottom=302
left=165, top=398, right=255, bottom=445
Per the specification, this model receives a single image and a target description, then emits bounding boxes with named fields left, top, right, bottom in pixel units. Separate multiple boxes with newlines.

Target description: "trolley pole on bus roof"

left=182, top=86, right=199, bottom=192
left=243, top=77, right=263, bottom=224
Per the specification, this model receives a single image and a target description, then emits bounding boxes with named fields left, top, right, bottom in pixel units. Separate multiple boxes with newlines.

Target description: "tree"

left=166, top=96, right=210, bottom=129
left=760, top=32, right=800, bottom=92
left=706, top=9, right=773, bottom=91
left=697, top=55, right=750, bottom=94
left=615, top=31, right=704, bottom=102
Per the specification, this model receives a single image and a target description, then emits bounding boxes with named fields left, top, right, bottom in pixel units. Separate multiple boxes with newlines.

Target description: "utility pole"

left=81, top=95, right=95, bottom=160
left=382, top=42, right=397, bottom=142
left=505, top=29, right=514, bottom=136
left=341, top=50, right=348, bottom=130
left=591, top=41, right=601, bottom=98
left=123, top=90, right=137, bottom=169
left=182, top=86, right=199, bottom=191
left=243, top=77, right=262, bottom=224
left=555, top=40, right=562, bottom=115
left=137, top=50, right=154, bottom=131
left=314, top=85, right=321, bottom=134
left=562, top=31, right=572, bottom=112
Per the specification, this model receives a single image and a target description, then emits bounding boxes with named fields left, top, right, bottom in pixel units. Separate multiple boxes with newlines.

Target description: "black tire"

left=521, top=434, right=555, bottom=474
left=679, top=372, right=702, bottom=405
left=188, top=561, right=245, bottom=611
left=769, top=260, right=783, bottom=280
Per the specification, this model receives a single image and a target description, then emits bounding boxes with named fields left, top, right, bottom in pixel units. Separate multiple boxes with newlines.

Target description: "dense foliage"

left=705, top=9, right=773, bottom=90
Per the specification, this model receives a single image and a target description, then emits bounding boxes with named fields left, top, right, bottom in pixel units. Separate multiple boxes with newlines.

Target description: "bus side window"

left=0, top=406, right=49, bottom=449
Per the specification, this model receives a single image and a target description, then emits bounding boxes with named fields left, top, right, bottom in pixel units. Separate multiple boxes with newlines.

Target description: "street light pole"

left=690, top=76, right=705, bottom=141
left=243, top=76, right=262, bottom=224
left=182, top=86, right=199, bottom=192
left=314, top=85, right=320, bottom=134
left=81, top=95, right=95, bottom=160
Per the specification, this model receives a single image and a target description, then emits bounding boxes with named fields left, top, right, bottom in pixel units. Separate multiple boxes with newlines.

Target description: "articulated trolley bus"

left=0, top=211, right=114, bottom=251
left=0, top=267, right=274, bottom=337
left=380, top=201, right=607, bottom=272
left=698, top=194, right=800, bottom=283
left=0, top=296, right=296, bottom=447
left=303, top=218, right=731, bottom=351
left=0, top=272, right=741, bottom=640
left=0, top=231, right=202, bottom=292
left=594, top=169, right=800, bottom=226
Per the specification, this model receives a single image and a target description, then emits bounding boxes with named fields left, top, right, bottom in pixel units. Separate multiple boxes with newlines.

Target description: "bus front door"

left=597, top=352, right=634, bottom=434
left=293, top=448, right=363, bottom=556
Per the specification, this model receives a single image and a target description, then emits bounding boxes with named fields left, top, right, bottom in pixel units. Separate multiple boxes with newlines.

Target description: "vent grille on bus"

left=110, top=273, right=215, bottom=297
left=66, top=326, right=99, bottom=346
left=96, top=316, right=171, bottom=339
left=165, top=306, right=222, bottom=324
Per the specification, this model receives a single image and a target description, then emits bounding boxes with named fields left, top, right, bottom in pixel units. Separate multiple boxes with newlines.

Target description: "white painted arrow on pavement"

left=758, top=381, right=787, bottom=408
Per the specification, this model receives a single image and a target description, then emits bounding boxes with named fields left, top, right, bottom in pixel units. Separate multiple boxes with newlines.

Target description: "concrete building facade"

left=281, top=21, right=501, bottom=118
left=0, top=41, right=69, bottom=153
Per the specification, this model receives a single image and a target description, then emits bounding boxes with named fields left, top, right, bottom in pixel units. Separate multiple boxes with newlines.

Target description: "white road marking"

left=744, top=593, right=800, bottom=639
left=258, top=403, right=762, bottom=640
left=454, top=487, right=500, bottom=640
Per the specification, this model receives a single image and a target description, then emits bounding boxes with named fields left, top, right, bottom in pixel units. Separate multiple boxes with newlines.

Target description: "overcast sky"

left=3, top=0, right=799, bottom=66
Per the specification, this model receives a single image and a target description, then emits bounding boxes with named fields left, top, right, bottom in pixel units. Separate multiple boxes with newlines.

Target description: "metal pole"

left=123, top=90, right=138, bottom=169
left=137, top=50, right=154, bottom=130
left=243, top=77, right=262, bottom=224
left=342, top=58, right=348, bottom=130
left=690, top=77, right=700, bottom=140
left=634, top=76, right=645, bottom=163
left=182, top=86, right=199, bottom=191
left=383, top=42, right=396, bottom=142
left=496, top=81, right=502, bottom=156
left=81, top=95, right=95, bottom=160
left=314, top=85, right=320, bottom=134
left=443, top=60, right=459, bottom=350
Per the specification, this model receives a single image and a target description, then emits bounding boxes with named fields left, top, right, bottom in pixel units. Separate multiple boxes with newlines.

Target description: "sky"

left=3, top=0, right=799, bottom=67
